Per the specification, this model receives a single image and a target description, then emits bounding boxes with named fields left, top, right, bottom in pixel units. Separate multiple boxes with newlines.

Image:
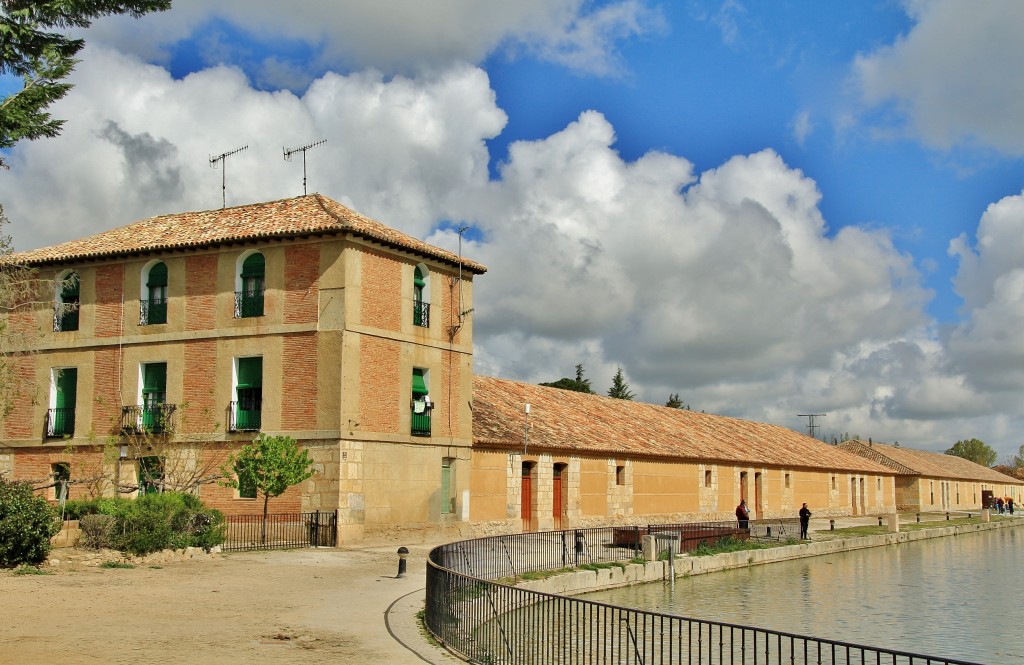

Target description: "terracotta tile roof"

left=9, top=194, right=487, bottom=274
left=840, top=440, right=1020, bottom=484
left=473, top=376, right=895, bottom=474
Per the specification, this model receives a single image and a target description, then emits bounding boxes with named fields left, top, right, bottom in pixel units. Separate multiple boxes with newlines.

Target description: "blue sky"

left=3, top=1, right=1024, bottom=458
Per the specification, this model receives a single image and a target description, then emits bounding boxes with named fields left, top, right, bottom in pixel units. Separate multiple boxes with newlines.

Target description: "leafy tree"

left=1011, top=443, right=1024, bottom=469
left=665, top=393, right=690, bottom=409
left=540, top=363, right=596, bottom=394
left=607, top=367, right=635, bottom=400
left=945, top=438, right=997, bottom=467
left=0, top=477, right=61, bottom=567
left=1, top=0, right=171, bottom=169
left=221, top=434, right=315, bottom=543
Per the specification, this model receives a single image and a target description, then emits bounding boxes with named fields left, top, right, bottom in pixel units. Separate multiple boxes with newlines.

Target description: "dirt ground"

left=0, top=544, right=456, bottom=665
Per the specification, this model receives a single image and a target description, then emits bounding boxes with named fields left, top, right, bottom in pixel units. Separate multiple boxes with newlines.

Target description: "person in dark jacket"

left=799, top=503, right=812, bottom=540
left=736, top=500, right=750, bottom=530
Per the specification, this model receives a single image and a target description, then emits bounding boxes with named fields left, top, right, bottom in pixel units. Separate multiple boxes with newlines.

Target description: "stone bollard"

left=641, top=535, right=658, bottom=561
left=396, top=546, right=409, bottom=578
left=982, top=509, right=991, bottom=523
left=878, top=516, right=883, bottom=527
left=887, top=513, right=899, bottom=533
left=829, top=519, right=835, bottom=531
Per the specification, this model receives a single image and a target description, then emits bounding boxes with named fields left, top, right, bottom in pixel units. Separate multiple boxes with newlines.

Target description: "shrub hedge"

left=0, top=479, right=61, bottom=567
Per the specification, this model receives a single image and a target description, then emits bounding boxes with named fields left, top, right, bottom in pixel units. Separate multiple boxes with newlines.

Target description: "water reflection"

left=582, top=527, right=1024, bottom=663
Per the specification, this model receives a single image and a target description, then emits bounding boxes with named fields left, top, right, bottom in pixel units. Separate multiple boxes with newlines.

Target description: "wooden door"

left=552, top=465, right=563, bottom=530
left=521, top=464, right=533, bottom=532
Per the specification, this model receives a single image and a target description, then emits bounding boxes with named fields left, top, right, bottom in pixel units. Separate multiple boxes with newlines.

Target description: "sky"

left=2, top=0, right=1024, bottom=459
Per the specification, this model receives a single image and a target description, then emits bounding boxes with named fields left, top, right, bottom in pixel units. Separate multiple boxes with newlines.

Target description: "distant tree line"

left=539, top=364, right=692, bottom=409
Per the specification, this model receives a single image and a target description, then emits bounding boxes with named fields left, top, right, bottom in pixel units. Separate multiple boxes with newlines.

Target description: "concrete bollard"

left=878, top=516, right=883, bottom=527
left=887, top=513, right=899, bottom=533
left=982, top=509, right=991, bottom=523
left=396, top=546, right=409, bottom=578
left=641, top=535, right=658, bottom=561
left=829, top=519, right=835, bottom=531
left=916, top=513, right=920, bottom=523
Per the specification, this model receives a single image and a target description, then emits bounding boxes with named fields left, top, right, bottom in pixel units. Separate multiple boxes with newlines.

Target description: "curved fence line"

left=425, top=522, right=980, bottom=665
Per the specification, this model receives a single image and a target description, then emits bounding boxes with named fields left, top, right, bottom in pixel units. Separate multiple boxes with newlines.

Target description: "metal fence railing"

left=223, top=510, right=337, bottom=551
left=426, top=522, right=980, bottom=665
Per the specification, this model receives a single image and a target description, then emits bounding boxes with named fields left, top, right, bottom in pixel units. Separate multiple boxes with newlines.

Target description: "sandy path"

left=0, top=546, right=456, bottom=664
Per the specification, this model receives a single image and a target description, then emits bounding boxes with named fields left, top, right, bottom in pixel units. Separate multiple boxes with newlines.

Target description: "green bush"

left=110, top=492, right=225, bottom=556
left=0, top=479, right=61, bottom=568
left=62, top=497, right=132, bottom=520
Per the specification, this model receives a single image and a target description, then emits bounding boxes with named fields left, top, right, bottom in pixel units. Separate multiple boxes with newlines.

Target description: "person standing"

left=736, top=499, right=750, bottom=530
left=799, top=502, right=812, bottom=540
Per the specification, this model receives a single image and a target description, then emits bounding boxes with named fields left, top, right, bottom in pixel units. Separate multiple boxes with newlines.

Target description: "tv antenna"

left=209, top=145, right=248, bottom=208
left=283, top=139, right=326, bottom=195
left=797, top=413, right=826, bottom=439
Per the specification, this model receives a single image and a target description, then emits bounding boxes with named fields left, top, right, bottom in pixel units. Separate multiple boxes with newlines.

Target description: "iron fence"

left=45, top=407, right=76, bottom=438
left=425, top=524, right=980, bottom=665
left=222, top=510, right=337, bottom=551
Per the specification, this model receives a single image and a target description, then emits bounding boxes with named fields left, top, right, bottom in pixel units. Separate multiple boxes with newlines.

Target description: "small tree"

left=221, top=434, right=314, bottom=543
left=540, top=363, right=596, bottom=394
left=946, top=438, right=997, bottom=467
left=607, top=367, right=635, bottom=400
left=0, top=477, right=61, bottom=567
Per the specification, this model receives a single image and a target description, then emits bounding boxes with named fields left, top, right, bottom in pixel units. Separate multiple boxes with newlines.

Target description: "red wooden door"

left=552, top=469, right=563, bottom=530
left=521, top=470, right=533, bottom=532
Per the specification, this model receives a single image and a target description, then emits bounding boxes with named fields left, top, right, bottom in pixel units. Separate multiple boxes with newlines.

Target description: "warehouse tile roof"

left=840, top=440, right=1020, bottom=484
left=9, top=194, right=486, bottom=273
left=473, top=376, right=895, bottom=474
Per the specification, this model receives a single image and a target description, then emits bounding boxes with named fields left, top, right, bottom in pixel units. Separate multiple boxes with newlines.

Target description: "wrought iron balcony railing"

left=120, top=403, right=177, bottom=435
left=139, top=297, right=168, bottom=325
left=234, top=288, right=265, bottom=318
left=411, top=409, right=431, bottom=437
left=53, top=303, right=79, bottom=332
left=229, top=399, right=262, bottom=432
left=45, top=407, right=76, bottom=438
left=413, top=300, right=430, bottom=327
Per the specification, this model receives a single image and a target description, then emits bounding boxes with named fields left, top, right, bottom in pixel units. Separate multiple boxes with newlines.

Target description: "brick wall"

left=1, top=355, right=35, bottom=439
left=185, top=254, right=217, bottom=331
left=94, top=264, right=124, bottom=338
left=14, top=446, right=107, bottom=502
left=438, top=350, right=460, bottom=437
left=359, top=336, right=399, bottom=433
left=284, top=244, right=320, bottom=324
left=359, top=248, right=401, bottom=330
left=92, top=348, right=122, bottom=436
left=281, top=333, right=317, bottom=430
left=181, top=340, right=218, bottom=433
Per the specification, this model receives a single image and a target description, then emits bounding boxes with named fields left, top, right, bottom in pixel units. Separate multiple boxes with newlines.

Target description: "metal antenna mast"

left=209, top=145, right=248, bottom=208
left=798, top=413, right=826, bottom=439
left=283, top=139, right=326, bottom=195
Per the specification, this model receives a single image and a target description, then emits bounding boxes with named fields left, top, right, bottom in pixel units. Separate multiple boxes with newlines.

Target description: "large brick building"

left=4, top=195, right=1021, bottom=544
left=0, top=194, right=483, bottom=542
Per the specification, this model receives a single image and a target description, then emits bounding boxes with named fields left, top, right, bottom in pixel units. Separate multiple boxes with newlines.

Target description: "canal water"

left=582, top=527, right=1024, bottom=664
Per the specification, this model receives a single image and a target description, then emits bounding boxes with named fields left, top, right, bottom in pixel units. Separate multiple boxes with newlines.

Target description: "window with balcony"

left=53, top=271, right=79, bottom=332
left=47, top=367, right=77, bottom=438
left=231, top=357, right=263, bottom=432
left=140, top=261, right=168, bottom=325
left=122, top=362, right=175, bottom=434
left=413, top=265, right=429, bottom=327
left=235, top=252, right=265, bottom=318
left=411, top=368, right=431, bottom=436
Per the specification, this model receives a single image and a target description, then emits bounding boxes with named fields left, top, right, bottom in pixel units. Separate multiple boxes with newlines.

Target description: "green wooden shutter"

left=241, top=253, right=265, bottom=278
left=147, top=262, right=168, bottom=287
left=237, top=357, right=263, bottom=388
left=412, top=368, right=428, bottom=395
left=55, top=368, right=78, bottom=409
left=143, top=363, right=167, bottom=394
left=61, top=273, right=79, bottom=299
left=440, top=459, right=451, bottom=514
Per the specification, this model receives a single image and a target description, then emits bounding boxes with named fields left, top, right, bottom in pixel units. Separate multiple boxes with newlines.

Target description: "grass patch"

left=689, top=536, right=770, bottom=557
left=100, top=561, right=134, bottom=569
left=12, top=565, right=53, bottom=576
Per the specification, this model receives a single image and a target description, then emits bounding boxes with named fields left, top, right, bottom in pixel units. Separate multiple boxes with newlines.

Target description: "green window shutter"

left=414, top=266, right=425, bottom=288
left=61, top=273, right=80, bottom=299
left=147, top=262, right=168, bottom=288
left=143, top=363, right=167, bottom=394
left=55, top=368, right=78, bottom=409
left=237, top=357, right=263, bottom=388
left=241, top=253, right=265, bottom=278
left=412, top=368, right=428, bottom=395
left=441, top=460, right=451, bottom=514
